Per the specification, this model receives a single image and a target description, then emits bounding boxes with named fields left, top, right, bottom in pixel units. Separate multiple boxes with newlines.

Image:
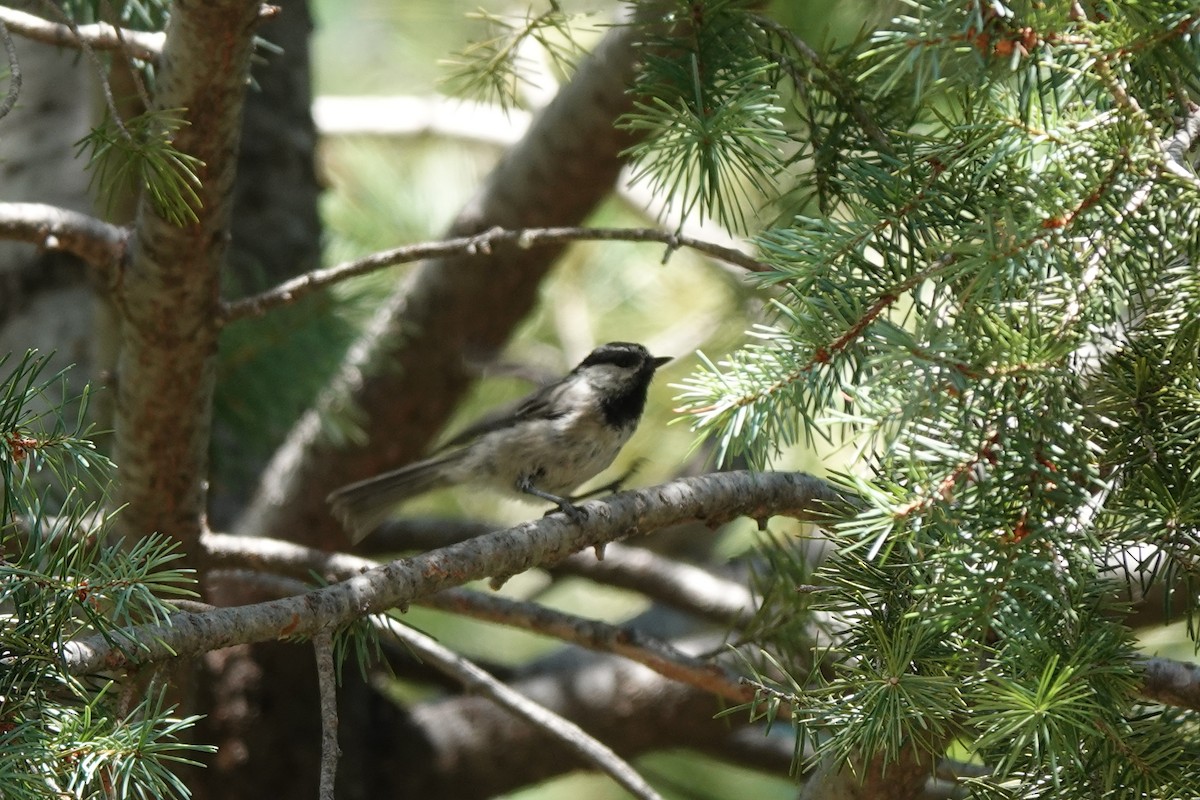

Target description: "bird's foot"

left=543, top=501, right=587, bottom=524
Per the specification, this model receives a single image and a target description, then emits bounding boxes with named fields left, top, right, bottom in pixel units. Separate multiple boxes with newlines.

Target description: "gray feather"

left=326, top=451, right=461, bottom=542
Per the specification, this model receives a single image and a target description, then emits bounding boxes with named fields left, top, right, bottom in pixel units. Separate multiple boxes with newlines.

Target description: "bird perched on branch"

left=327, top=342, right=671, bottom=542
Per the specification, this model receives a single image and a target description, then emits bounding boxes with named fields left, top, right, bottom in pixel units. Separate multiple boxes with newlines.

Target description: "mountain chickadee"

left=327, top=341, right=671, bottom=542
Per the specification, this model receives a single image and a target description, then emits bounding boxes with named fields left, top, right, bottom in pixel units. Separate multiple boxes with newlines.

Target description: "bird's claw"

left=544, top=502, right=587, bottom=523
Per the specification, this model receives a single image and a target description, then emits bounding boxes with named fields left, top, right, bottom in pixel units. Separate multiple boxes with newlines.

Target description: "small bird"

left=327, top=342, right=671, bottom=542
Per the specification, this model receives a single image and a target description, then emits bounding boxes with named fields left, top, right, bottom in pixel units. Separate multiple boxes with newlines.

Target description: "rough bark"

left=64, top=471, right=846, bottom=673
left=111, top=0, right=263, bottom=556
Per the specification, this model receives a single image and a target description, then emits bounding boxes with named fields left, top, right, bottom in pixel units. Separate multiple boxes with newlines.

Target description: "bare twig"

left=0, top=16, right=20, bottom=121
left=428, top=588, right=756, bottom=703
left=220, top=225, right=773, bottom=323
left=313, top=631, right=340, bottom=800
left=310, top=94, right=748, bottom=280
left=100, top=0, right=151, bottom=108
left=374, top=615, right=665, bottom=800
left=62, top=471, right=848, bottom=674
left=34, top=0, right=132, bottom=139
left=554, top=542, right=756, bottom=628
left=0, top=202, right=128, bottom=271
left=0, top=4, right=163, bottom=61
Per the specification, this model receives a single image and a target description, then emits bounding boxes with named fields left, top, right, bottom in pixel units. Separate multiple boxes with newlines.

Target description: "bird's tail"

left=327, top=452, right=460, bottom=542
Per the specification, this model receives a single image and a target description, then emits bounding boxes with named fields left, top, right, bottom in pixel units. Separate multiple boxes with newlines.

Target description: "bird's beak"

left=652, top=355, right=672, bottom=369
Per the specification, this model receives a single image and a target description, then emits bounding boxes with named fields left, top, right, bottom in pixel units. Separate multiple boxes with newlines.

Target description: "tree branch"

left=220, top=225, right=770, bottom=323
left=110, top=0, right=262, bottom=558
left=313, top=631, right=340, bottom=800
left=0, top=4, right=163, bottom=61
left=0, top=202, right=128, bottom=272
left=399, top=653, right=756, bottom=797
left=62, top=471, right=845, bottom=674
left=374, top=615, right=664, bottom=800
left=424, top=587, right=756, bottom=704
left=201, top=530, right=757, bottom=702
left=356, top=518, right=758, bottom=628
left=309, top=93, right=749, bottom=280
left=552, top=541, right=756, bottom=629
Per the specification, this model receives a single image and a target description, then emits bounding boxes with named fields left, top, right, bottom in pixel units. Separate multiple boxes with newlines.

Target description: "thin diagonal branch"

left=553, top=541, right=756, bottom=628
left=201, top=531, right=758, bottom=702
left=33, top=0, right=135, bottom=139
left=220, top=225, right=771, bottom=323
left=424, top=587, right=756, bottom=704
left=0, top=4, right=163, bottom=60
left=374, top=615, right=664, bottom=800
left=62, top=471, right=847, bottom=674
left=100, top=0, right=151, bottom=109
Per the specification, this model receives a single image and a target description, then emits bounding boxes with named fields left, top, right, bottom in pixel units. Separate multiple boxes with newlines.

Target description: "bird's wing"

left=436, top=380, right=569, bottom=450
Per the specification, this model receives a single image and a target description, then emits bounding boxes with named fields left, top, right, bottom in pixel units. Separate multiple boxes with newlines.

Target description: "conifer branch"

left=219, top=225, right=770, bottom=323
left=420, top=587, right=758, bottom=704
left=61, top=471, right=846, bottom=674
left=0, top=4, right=164, bottom=61
left=0, top=202, right=129, bottom=271
left=203, top=542, right=760, bottom=731
left=372, top=614, right=665, bottom=800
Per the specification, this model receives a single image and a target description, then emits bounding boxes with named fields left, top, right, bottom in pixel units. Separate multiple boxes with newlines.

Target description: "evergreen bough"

left=0, top=351, right=210, bottom=799
left=616, top=0, right=1200, bottom=795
